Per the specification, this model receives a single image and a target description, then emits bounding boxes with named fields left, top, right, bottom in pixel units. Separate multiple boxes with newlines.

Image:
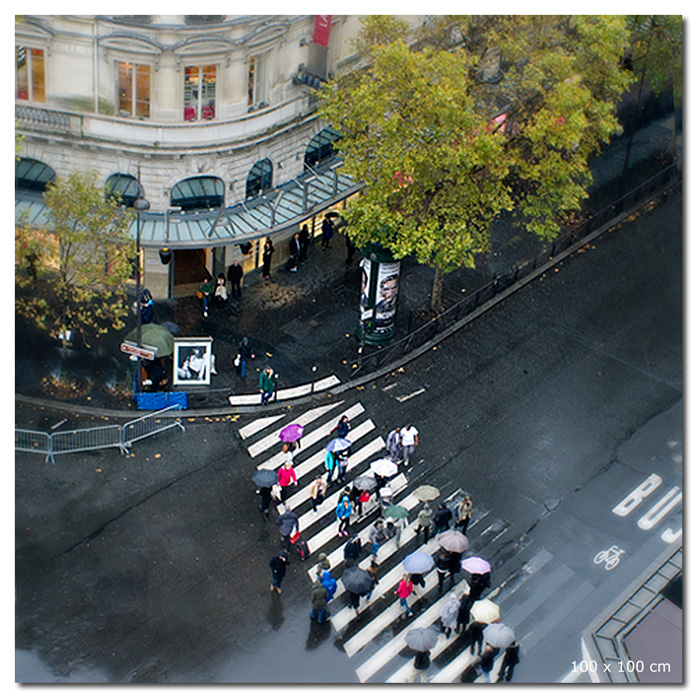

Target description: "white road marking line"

left=239, top=414, right=286, bottom=440
left=395, top=388, right=426, bottom=402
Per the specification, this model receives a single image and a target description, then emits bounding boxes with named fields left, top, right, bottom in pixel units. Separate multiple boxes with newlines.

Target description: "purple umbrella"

left=279, top=424, right=304, bottom=443
left=402, top=550, right=435, bottom=575
left=461, top=556, right=491, bottom=575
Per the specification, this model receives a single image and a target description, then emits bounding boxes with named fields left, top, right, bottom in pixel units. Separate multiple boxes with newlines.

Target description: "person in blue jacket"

left=324, top=449, right=339, bottom=484
left=321, top=570, right=337, bottom=603
left=335, top=495, right=353, bottom=538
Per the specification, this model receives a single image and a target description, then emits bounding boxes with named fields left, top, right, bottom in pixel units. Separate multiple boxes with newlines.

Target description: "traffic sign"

left=120, top=340, right=157, bottom=361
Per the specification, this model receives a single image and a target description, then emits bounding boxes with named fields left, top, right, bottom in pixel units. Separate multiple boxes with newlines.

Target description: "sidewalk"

left=14, top=114, right=680, bottom=420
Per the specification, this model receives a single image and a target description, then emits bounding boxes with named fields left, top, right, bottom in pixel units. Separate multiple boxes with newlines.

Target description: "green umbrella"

left=384, top=504, right=410, bottom=519
left=125, top=323, right=175, bottom=358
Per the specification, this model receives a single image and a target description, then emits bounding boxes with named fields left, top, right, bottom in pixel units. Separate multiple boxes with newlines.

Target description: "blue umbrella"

left=326, top=437, right=352, bottom=453
left=402, top=550, right=435, bottom=574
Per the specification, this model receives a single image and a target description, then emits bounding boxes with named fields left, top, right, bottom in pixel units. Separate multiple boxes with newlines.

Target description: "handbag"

left=196, top=290, right=203, bottom=299
left=233, top=354, right=241, bottom=367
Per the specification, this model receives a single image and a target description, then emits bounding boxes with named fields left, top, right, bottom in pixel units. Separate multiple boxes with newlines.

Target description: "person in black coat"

left=258, top=485, right=272, bottom=520
left=235, top=336, right=255, bottom=379
left=408, top=649, right=431, bottom=683
left=343, top=535, right=362, bottom=563
left=432, top=503, right=452, bottom=535
left=269, top=552, right=288, bottom=594
left=456, top=593, right=473, bottom=634
left=497, top=642, right=520, bottom=682
left=465, top=619, right=487, bottom=656
left=227, top=260, right=243, bottom=298
left=299, top=224, right=310, bottom=261
left=435, top=549, right=452, bottom=592
left=468, top=571, right=491, bottom=602
left=288, top=232, right=301, bottom=272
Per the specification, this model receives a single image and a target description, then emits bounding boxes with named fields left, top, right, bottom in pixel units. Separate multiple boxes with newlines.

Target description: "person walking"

left=432, top=502, right=452, bottom=535
left=394, top=573, right=414, bottom=617
left=324, top=449, right=339, bottom=484
left=456, top=593, right=473, bottom=634
left=468, top=571, right=491, bottom=602
left=466, top=619, right=487, bottom=656
left=198, top=274, right=213, bottom=317
left=321, top=213, right=334, bottom=250
left=259, top=366, right=275, bottom=404
left=262, top=237, right=275, bottom=280
left=335, top=495, right=353, bottom=538
left=369, top=520, right=388, bottom=558
left=298, top=224, right=310, bottom=261
left=399, top=424, right=419, bottom=466
left=456, top=495, right=473, bottom=534
left=277, top=460, right=298, bottom=503
left=321, top=569, right=337, bottom=604
left=496, top=641, right=520, bottom=683
left=269, top=551, right=288, bottom=594
left=407, top=650, right=431, bottom=684
left=337, top=448, right=350, bottom=482
left=214, top=273, right=228, bottom=306
left=329, top=415, right=351, bottom=439
left=385, top=427, right=401, bottom=463
left=439, top=592, right=460, bottom=639
left=235, top=336, right=255, bottom=379
left=310, top=579, right=329, bottom=623
left=288, top=231, right=301, bottom=272
left=227, top=259, right=243, bottom=298
left=257, top=484, right=272, bottom=521
left=276, top=507, right=299, bottom=553
left=415, top=502, right=433, bottom=545
left=343, top=534, right=362, bottom=565
left=315, top=552, right=331, bottom=581
left=435, top=549, right=452, bottom=593
left=308, top=475, right=327, bottom=512
left=477, top=643, right=500, bottom=683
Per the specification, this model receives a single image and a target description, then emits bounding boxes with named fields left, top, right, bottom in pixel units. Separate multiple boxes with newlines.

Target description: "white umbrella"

left=470, top=599, right=500, bottom=624
left=371, top=458, right=398, bottom=477
left=483, top=622, right=515, bottom=648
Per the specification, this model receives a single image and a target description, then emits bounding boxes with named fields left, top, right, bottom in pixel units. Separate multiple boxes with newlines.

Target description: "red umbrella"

left=279, top=424, right=304, bottom=443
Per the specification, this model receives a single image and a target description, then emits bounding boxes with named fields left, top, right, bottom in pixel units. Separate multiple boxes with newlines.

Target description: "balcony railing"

left=15, top=95, right=313, bottom=150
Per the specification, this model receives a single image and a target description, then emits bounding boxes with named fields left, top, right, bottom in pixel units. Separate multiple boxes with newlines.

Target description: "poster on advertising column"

left=373, top=261, right=400, bottom=332
left=359, top=255, right=400, bottom=342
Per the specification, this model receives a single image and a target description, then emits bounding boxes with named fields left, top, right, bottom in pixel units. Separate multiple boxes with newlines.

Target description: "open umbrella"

left=341, top=567, right=373, bottom=594
left=276, top=510, right=299, bottom=536
left=413, top=485, right=441, bottom=502
left=160, top=321, right=180, bottom=334
left=124, top=323, right=174, bottom=358
left=252, top=469, right=278, bottom=488
left=326, top=437, right=352, bottom=453
left=371, top=458, right=398, bottom=478
left=461, top=556, right=491, bottom=575
left=279, top=424, right=304, bottom=443
left=436, top=529, right=470, bottom=553
left=483, top=622, right=515, bottom=648
left=384, top=504, right=410, bottom=520
left=405, top=627, right=439, bottom=651
left=402, top=550, right=435, bottom=575
left=353, top=475, right=377, bottom=491
left=470, top=599, right=501, bottom=624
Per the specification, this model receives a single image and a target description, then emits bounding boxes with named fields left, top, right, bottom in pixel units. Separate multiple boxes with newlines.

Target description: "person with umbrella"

left=276, top=507, right=299, bottom=553
left=342, top=566, right=373, bottom=616
left=408, top=649, right=431, bottom=684
left=496, top=641, right=520, bottom=683
left=269, top=551, right=288, bottom=594
left=468, top=571, right=491, bottom=603
left=308, top=475, right=327, bottom=512
left=324, top=449, right=339, bottom=484
left=384, top=504, right=409, bottom=547
left=439, top=592, right=460, bottom=639
left=252, top=469, right=277, bottom=520
left=335, top=495, right=353, bottom=538
left=310, top=578, right=329, bottom=623
left=405, top=627, right=438, bottom=683
left=394, top=573, right=414, bottom=617
left=432, top=502, right=452, bottom=535
left=414, top=502, right=433, bottom=545
left=369, top=519, right=388, bottom=558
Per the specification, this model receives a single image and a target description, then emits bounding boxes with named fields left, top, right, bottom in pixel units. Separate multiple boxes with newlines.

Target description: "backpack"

left=296, top=540, right=310, bottom=560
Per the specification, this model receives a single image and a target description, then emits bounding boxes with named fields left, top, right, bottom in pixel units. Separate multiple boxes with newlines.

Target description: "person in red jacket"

left=395, top=573, right=414, bottom=617
left=277, top=460, right=298, bottom=502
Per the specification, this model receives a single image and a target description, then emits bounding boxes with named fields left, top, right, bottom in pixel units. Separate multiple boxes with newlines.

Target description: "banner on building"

left=313, top=15, right=332, bottom=47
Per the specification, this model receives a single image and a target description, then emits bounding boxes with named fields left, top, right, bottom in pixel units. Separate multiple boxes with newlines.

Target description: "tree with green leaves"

left=15, top=169, right=137, bottom=348
left=319, top=15, right=633, bottom=311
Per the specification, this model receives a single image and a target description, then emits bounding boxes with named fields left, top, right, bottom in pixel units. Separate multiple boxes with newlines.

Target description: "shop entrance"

left=172, top=248, right=210, bottom=298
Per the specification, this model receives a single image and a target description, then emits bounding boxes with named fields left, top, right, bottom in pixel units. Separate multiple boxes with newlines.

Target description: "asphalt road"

left=15, top=189, right=682, bottom=684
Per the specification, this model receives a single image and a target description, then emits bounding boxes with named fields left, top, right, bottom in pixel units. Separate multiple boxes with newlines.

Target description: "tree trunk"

left=430, top=266, right=444, bottom=314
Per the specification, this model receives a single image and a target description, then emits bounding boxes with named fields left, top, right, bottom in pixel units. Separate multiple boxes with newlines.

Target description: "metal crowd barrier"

left=15, top=405, right=186, bottom=463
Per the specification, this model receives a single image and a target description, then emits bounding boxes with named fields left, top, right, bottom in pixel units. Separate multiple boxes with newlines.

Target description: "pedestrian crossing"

left=239, top=399, right=583, bottom=684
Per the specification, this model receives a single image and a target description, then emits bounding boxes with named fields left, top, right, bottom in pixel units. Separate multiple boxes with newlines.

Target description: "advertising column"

left=358, top=244, right=400, bottom=345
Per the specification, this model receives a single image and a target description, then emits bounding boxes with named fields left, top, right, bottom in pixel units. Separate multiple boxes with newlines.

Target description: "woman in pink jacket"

left=395, top=574, right=414, bottom=617
left=277, top=460, right=298, bottom=502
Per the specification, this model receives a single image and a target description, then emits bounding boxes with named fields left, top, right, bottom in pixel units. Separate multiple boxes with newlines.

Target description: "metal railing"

left=351, top=164, right=680, bottom=378
left=15, top=405, right=186, bottom=463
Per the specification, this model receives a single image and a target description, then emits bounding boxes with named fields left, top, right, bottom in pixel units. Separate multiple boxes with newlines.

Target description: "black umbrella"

left=341, top=566, right=373, bottom=594
left=405, top=627, right=439, bottom=651
left=353, top=475, right=377, bottom=491
left=276, top=510, right=299, bottom=536
left=252, top=469, right=278, bottom=488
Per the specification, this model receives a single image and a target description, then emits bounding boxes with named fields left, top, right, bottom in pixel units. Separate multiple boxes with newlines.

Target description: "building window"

left=246, top=159, right=273, bottom=199
left=170, top=176, right=224, bottom=211
left=304, top=126, right=342, bottom=170
left=16, top=46, right=45, bottom=103
left=184, top=65, right=216, bottom=121
left=16, top=158, right=55, bottom=193
left=106, top=173, right=141, bottom=207
left=247, top=55, right=268, bottom=109
left=117, top=62, right=151, bottom=118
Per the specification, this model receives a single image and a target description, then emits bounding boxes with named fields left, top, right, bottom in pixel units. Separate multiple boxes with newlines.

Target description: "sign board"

left=120, top=340, right=157, bottom=361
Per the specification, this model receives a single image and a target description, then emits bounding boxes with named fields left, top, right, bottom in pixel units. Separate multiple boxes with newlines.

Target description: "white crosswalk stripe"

left=239, top=401, right=526, bottom=685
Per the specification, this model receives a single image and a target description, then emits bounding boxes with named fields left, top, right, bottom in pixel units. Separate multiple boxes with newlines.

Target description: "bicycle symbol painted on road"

left=593, top=545, right=626, bottom=570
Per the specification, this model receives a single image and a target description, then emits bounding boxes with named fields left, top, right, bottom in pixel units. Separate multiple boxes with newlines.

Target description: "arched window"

left=245, top=159, right=273, bottom=199
left=106, top=173, right=141, bottom=207
left=304, top=126, right=342, bottom=170
left=15, top=158, right=55, bottom=193
left=170, top=176, right=224, bottom=211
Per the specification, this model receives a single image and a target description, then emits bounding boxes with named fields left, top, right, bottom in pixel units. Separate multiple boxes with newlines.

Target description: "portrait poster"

left=173, top=338, right=213, bottom=386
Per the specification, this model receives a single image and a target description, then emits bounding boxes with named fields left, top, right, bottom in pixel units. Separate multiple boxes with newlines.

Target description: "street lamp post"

left=133, top=192, right=150, bottom=392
